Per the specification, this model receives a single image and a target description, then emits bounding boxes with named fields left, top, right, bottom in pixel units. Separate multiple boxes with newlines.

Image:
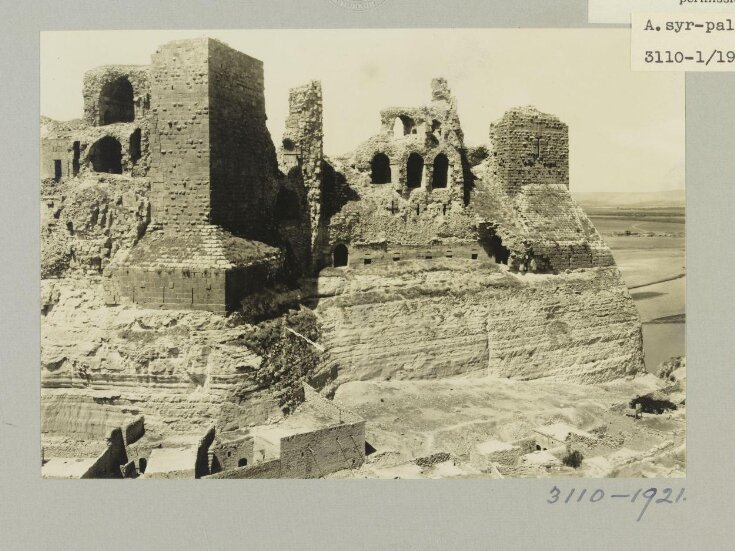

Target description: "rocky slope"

left=41, top=278, right=327, bottom=439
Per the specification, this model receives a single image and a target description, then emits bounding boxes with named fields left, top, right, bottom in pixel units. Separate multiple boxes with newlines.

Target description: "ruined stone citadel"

left=41, top=37, right=646, bottom=478
left=42, top=36, right=617, bottom=313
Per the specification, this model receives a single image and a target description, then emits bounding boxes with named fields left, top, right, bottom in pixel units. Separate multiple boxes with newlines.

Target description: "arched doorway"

left=371, top=153, right=391, bottom=184
left=88, top=136, right=123, bottom=174
left=98, top=77, right=135, bottom=125
left=333, top=244, right=348, bottom=267
left=406, top=153, right=424, bottom=189
left=432, top=154, right=449, bottom=188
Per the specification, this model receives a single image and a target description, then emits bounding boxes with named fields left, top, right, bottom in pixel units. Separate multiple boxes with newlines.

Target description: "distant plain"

left=578, top=192, right=685, bottom=373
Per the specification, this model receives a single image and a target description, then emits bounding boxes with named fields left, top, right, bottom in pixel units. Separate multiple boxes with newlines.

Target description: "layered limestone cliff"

left=309, top=259, right=643, bottom=384
left=41, top=278, right=327, bottom=437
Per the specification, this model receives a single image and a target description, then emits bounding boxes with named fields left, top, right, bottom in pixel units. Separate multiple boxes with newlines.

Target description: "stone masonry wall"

left=82, top=66, right=150, bottom=127
left=490, top=106, right=569, bottom=194
left=208, top=39, right=279, bottom=240
left=279, top=420, right=365, bottom=478
left=105, top=267, right=227, bottom=313
left=318, top=242, right=495, bottom=269
left=281, top=81, right=324, bottom=253
left=212, top=435, right=255, bottom=471
left=148, top=38, right=211, bottom=227
left=205, top=458, right=282, bottom=479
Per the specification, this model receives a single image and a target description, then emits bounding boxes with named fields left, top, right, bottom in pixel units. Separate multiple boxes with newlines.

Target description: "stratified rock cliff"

left=41, top=278, right=327, bottom=437
left=309, top=259, right=643, bottom=384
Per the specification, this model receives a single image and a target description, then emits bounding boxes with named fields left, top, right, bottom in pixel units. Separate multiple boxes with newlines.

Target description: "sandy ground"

left=330, top=372, right=685, bottom=479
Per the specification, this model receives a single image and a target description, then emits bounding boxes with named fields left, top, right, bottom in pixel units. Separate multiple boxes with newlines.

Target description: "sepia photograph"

left=39, top=28, right=686, bottom=480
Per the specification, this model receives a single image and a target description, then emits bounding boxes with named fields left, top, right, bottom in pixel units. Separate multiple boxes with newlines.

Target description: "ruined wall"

left=489, top=106, right=569, bottom=194
left=124, top=415, right=145, bottom=446
left=208, top=39, right=279, bottom=239
left=317, top=159, right=480, bottom=269
left=311, top=262, right=644, bottom=384
left=352, top=79, right=466, bottom=203
left=83, top=66, right=150, bottom=127
left=281, top=81, right=324, bottom=253
left=317, top=80, right=485, bottom=271
left=41, top=138, right=71, bottom=180
left=320, top=243, right=495, bottom=269
left=212, top=435, right=255, bottom=471
left=148, top=38, right=211, bottom=227
left=82, top=427, right=127, bottom=479
left=205, top=458, right=282, bottom=479
left=280, top=421, right=365, bottom=478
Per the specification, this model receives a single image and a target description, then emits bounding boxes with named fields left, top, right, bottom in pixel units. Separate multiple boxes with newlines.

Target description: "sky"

left=41, top=29, right=685, bottom=193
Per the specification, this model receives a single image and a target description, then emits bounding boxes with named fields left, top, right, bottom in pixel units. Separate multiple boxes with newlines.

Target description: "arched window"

left=88, top=136, right=122, bottom=174
left=275, top=188, right=301, bottom=222
left=333, top=244, right=348, bottom=267
left=238, top=458, right=248, bottom=467
left=370, top=153, right=391, bottom=184
left=393, top=115, right=415, bottom=137
left=98, top=77, right=135, bottom=125
left=432, top=154, right=449, bottom=188
left=406, top=153, right=424, bottom=189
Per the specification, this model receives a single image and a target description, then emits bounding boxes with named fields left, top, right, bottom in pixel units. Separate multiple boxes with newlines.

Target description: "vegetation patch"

left=237, top=308, right=324, bottom=413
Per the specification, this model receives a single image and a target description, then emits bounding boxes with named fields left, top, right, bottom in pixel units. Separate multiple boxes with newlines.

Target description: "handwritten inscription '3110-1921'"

left=547, top=486, right=687, bottom=522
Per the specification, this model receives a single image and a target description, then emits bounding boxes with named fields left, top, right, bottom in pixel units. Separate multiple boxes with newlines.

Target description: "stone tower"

left=105, top=38, right=282, bottom=313
left=489, top=106, right=569, bottom=194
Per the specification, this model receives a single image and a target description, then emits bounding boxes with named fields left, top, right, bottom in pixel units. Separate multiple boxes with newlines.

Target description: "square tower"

left=106, top=38, right=283, bottom=313
left=148, top=37, right=275, bottom=237
left=489, top=106, right=569, bottom=194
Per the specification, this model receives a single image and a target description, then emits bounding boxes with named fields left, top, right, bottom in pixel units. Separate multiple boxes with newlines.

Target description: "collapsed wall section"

left=281, top=81, right=324, bottom=245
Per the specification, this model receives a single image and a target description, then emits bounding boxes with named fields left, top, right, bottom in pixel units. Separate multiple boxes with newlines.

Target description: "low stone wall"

left=205, top=459, right=282, bottom=479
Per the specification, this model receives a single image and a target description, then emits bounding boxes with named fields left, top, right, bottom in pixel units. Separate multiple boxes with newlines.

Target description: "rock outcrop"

left=309, top=260, right=643, bottom=384
left=41, top=278, right=328, bottom=437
